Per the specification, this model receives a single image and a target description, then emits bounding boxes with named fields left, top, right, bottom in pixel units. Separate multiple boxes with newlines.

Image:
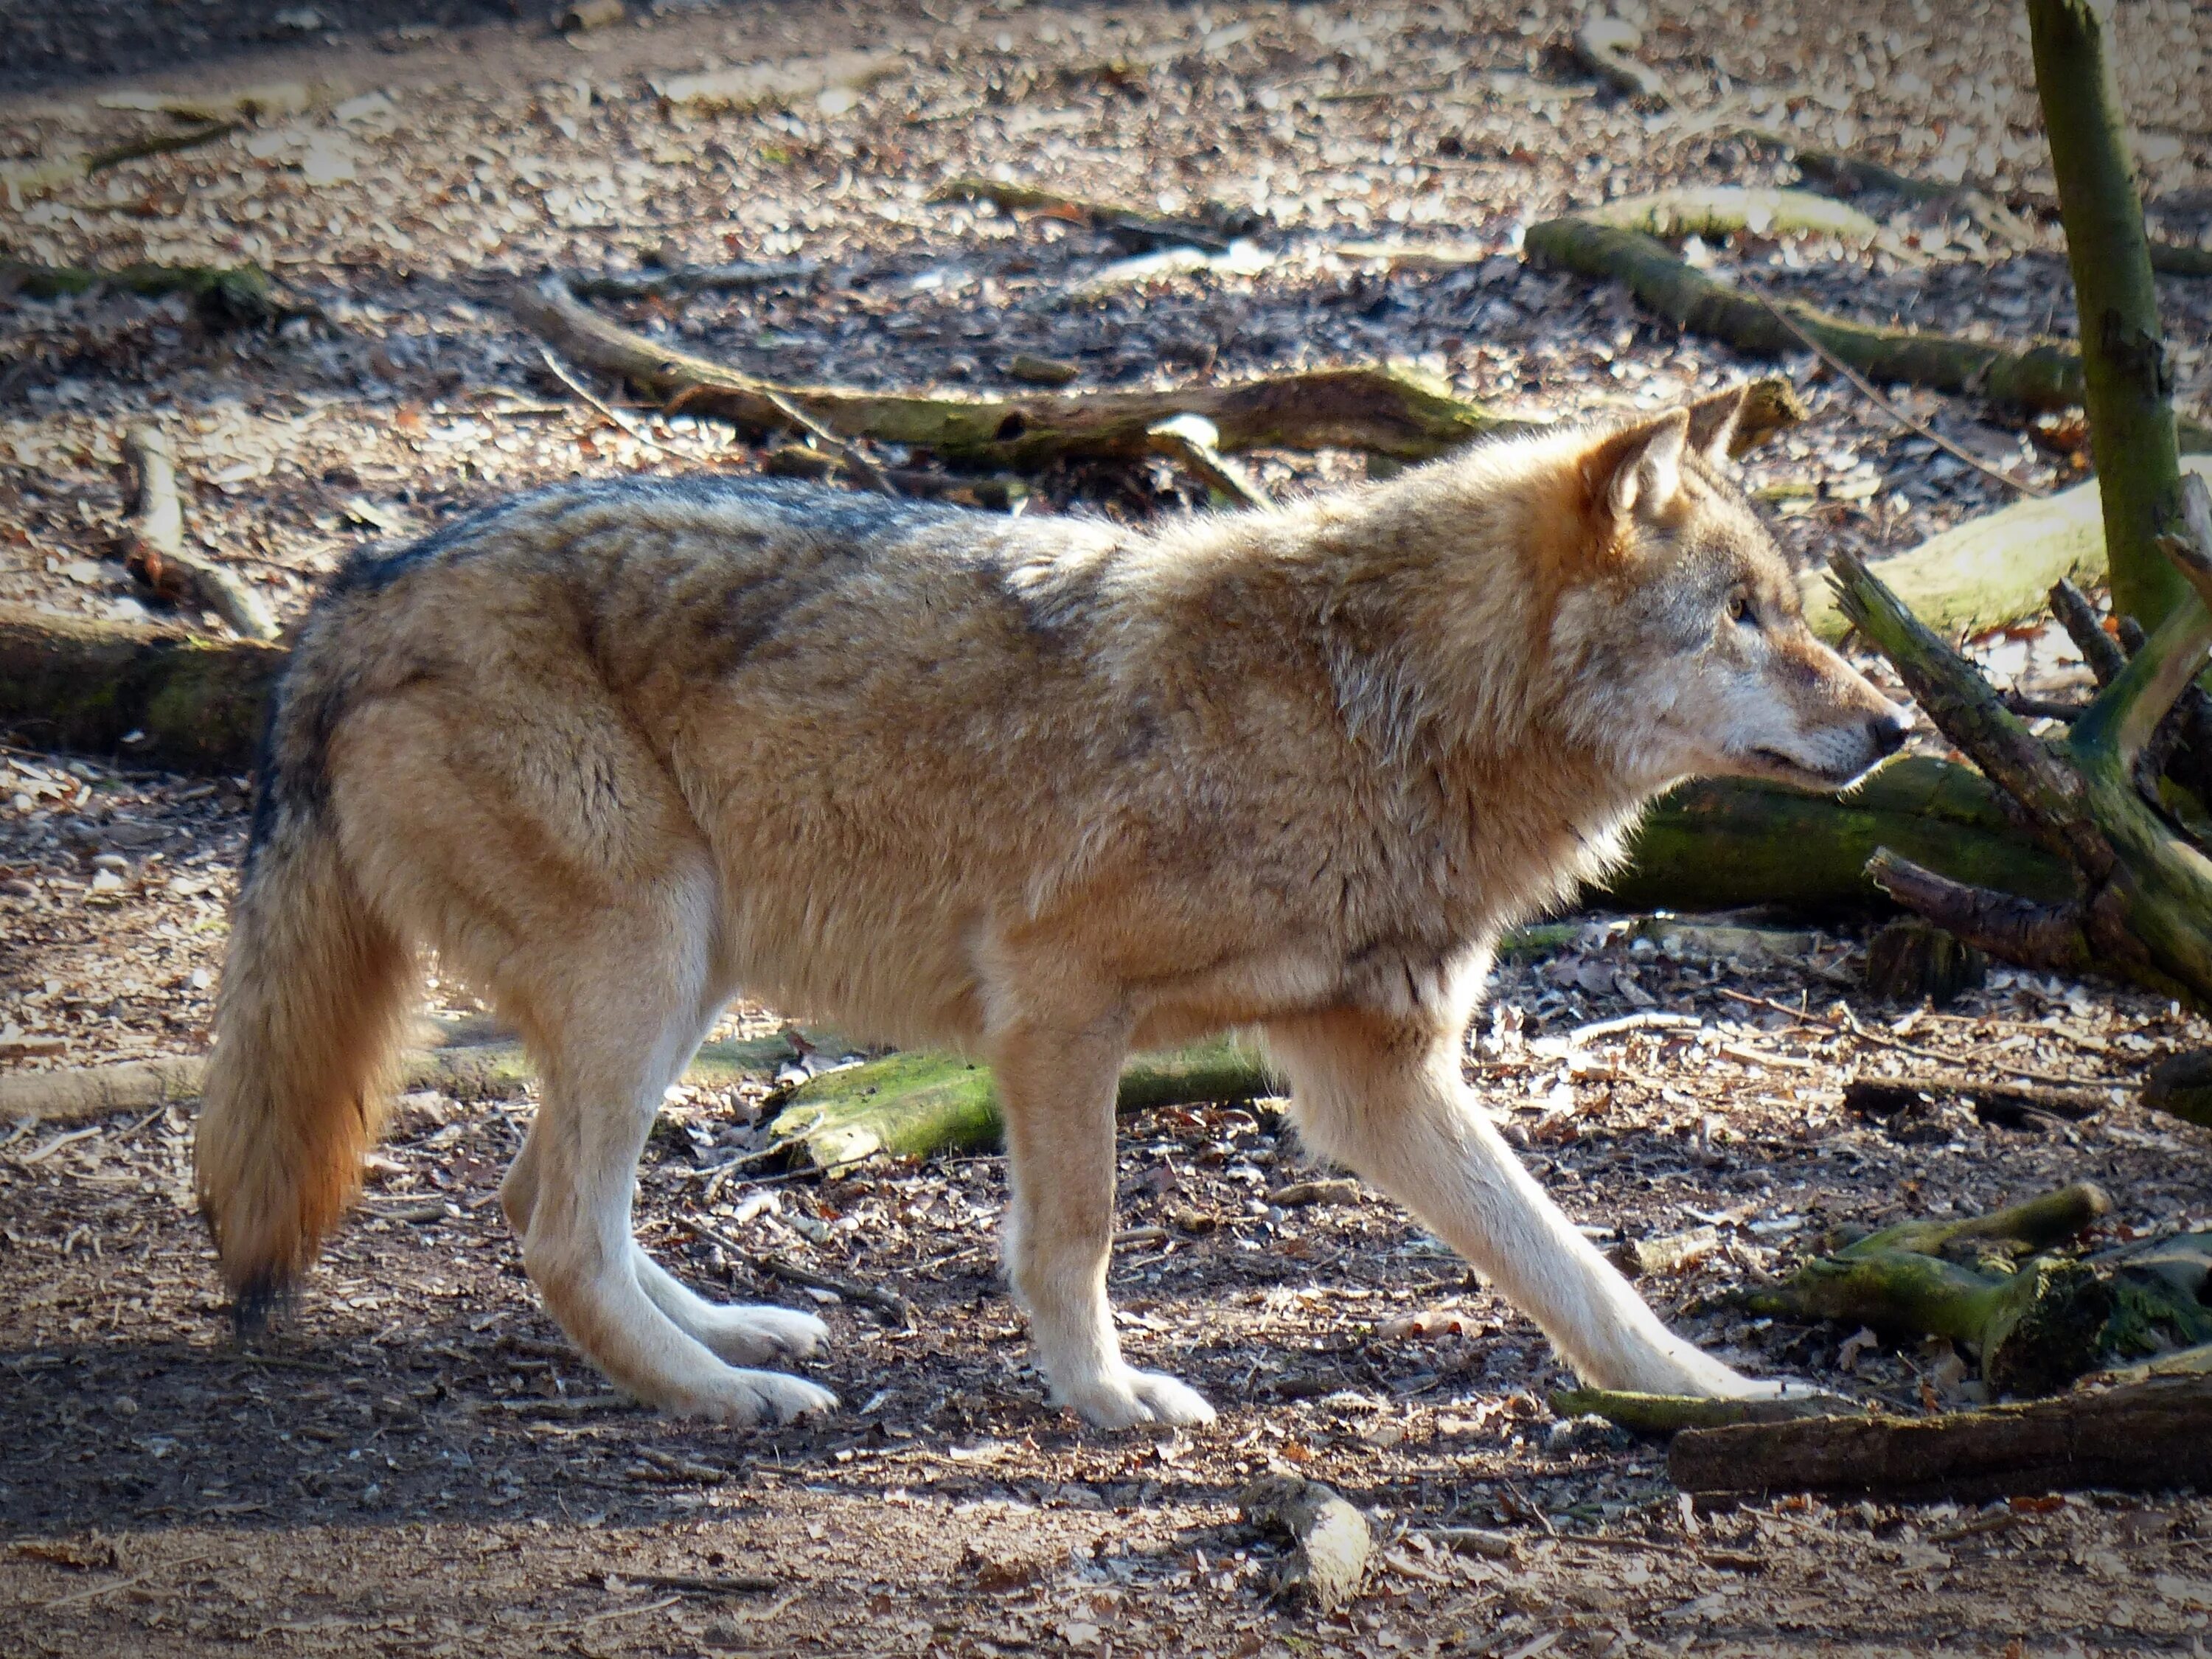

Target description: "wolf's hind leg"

left=630, top=1247, right=830, bottom=1366
left=1270, top=1009, right=1770, bottom=1399
left=497, top=900, right=835, bottom=1427
left=513, top=1009, right=837, bottom=1425
left=993, top=1020, right=1215, bottom=1430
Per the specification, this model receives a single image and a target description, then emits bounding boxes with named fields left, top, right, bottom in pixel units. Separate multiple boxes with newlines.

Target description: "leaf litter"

left=4, top=1, right=2212, bottom=1654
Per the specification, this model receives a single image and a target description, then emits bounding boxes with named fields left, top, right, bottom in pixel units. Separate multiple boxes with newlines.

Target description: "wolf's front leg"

left=1269, top=1008, right=1772, bottom=1399
left=992, top=1020, right=1217, bottom=1429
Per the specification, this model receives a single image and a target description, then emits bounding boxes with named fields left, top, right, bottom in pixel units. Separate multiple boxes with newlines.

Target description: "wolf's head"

left=1537, top=388, right=1911, bottom=793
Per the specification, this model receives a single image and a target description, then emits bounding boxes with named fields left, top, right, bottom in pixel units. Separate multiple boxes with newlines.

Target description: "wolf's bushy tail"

left=197, top=752, right=414, bottom=1329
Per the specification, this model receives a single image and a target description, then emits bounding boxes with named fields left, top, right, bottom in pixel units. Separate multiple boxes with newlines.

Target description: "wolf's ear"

left=1582, top=407, right=1691, bottom=527
left=1683, top=384, right=1749, bottom=464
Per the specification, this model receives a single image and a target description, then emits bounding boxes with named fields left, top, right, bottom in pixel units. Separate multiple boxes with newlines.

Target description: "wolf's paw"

left=1697, top=1370, right=1820, bottom=1402
left=1055, top=1366, right=1217, bottom=1430
left=1611, top=1343, right=1793, bottom=1402
left=672, top=1367, right=839, bottom=1427
left=686, top=1304, right=831, bottom=1367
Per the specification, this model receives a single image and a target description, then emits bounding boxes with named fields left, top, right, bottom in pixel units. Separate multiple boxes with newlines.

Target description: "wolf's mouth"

left=1748, top=747, right=1864, bottom=788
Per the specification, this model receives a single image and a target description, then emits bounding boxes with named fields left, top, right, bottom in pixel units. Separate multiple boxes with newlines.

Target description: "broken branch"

left=1523, top=216, right=2085, bottom=411
left=510, top=274, right=1522, bottom=465
left=119, top=426, right=280, bottom=641
left=1239, top=1477, right=1371, bottom=1610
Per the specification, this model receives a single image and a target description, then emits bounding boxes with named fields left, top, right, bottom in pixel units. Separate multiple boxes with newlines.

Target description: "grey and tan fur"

left=197, top=388, right=1908, bottom=1428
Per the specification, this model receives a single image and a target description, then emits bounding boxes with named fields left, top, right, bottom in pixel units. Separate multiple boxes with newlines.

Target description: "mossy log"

left=0, top=602, right=283, bottom=773
left=765, top=1038, right=1270, bottom=1169
left=1721, top=1184, right=2212, bottom=1398
left=2, top=260, right=279, bottom=329
left=1523, top=217, right=2085, bottom=411
left=1604, top=755, right=2073, bottom=917
left=1669, top=1372, right=2212, bottom=1501
left=1589, top=187, right=1880, bottom=245
left=510, top=276, right=1518, bottom=467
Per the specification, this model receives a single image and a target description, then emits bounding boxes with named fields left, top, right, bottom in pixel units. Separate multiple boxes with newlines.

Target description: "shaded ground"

left=5, top=1, right=2212, bottom=1655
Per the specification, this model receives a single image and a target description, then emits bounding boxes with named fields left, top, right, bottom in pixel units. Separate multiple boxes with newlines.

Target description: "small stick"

left=604, top=1570, right=779, bottom=1595
left=120, top=425, right=281, bottom=640
left=1739, top=284, right=2048, bottom=498
left=1145, top=414, right=1270, bottom=509
left=537, top=347, right=708, bottom=463
left=756, top=389, right=900, bottom=498
left=679, top=1216, right=914, bottom=1326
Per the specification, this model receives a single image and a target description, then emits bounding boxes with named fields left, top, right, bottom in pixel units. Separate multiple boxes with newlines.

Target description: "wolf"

left=196, top=385, right=1907, bottom=1429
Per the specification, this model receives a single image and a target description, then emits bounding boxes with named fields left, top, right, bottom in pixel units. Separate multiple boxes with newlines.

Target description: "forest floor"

left=5, top=1, right=2212, bottom=1655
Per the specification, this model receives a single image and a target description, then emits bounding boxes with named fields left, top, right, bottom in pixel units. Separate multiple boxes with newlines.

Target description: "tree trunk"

left=2028, top=0, right=2188, bottom=629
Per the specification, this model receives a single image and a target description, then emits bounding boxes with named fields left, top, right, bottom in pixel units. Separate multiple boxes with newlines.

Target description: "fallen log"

left=119, top=425, right=279, bottom=641
left=510, top=275, right=1520, bottom=465
left=1604, top=754, right=2073, bottom=916
left=1719, top=1185, right=2212, bottom=1398
left=1524, top=217, right=2084, bottom=411
left=1669, top=1372, right=2212, bottom=1501
left=1551, top=1388, right=1860, bottom=1433
left=2, top=260, right=281, bottom=330
left=0, top=1023, right=839, bottom=1126
left=1589, top=187, right=1880, bottom=245
left=0, top=602, right=282, bottom=773
left=764, top=1039, right=1270, bottom=1169
left=1795, top=457, right=2212, bottom=644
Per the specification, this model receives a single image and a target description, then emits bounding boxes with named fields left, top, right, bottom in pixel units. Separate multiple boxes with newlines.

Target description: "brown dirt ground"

left=5, top=1, right=2212, bottom=1655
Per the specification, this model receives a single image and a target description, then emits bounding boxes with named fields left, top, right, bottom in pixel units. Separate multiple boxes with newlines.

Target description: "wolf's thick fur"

left=198, top=390, right=1907, bottom=1427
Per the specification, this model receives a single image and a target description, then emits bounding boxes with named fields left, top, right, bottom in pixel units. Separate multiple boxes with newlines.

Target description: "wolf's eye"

left=1726, top=593, right=1755, bottom=627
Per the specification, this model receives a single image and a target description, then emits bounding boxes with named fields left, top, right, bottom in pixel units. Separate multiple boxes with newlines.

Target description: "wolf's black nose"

left=1868, top=709, right=1911, bottom=758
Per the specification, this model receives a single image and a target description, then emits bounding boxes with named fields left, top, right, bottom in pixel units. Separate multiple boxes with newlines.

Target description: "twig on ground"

left=754, top=389, right=900, bottom=496
left=119, top=425, right=281, bottom=641
left=535, top=347, right=703, bottom=462
left=678, top=1216, right=915, bottom=1326
left=1712, top=987, right=2130, bottom=1088
left=1738, top=283, right=2048, bottom=498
